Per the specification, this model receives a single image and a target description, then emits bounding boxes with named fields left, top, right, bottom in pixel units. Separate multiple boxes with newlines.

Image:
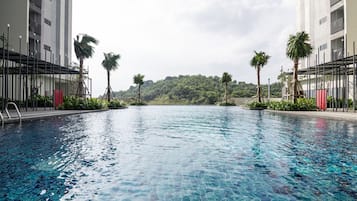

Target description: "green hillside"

left=113, top=75, right=282, bottom=104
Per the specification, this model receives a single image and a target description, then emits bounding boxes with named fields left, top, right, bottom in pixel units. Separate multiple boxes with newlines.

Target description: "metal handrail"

left=5, top=102, right=22, bottom=122
left=0, top=111, right=3, bottom=128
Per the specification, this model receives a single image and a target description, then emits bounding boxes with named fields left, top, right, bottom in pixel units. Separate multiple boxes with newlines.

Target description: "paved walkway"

left=266, top=110, right=357, bottom=123
left=1, top=108, right=108, bottom=124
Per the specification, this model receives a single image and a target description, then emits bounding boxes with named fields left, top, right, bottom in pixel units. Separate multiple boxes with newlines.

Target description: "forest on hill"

left=113, top=75, right=283, bottom=105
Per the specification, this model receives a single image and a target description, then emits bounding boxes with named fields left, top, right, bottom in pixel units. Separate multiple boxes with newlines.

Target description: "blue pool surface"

left=0, top=106, right=357, bottom=200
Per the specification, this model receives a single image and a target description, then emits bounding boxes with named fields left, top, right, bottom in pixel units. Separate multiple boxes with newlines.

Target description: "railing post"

left=353, top=42, right=356, bottom=112
left=0, top=111, right=4, bottom=128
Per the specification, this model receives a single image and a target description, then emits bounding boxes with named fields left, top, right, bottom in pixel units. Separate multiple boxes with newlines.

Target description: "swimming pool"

left=0, top=106, right=356, bottom=200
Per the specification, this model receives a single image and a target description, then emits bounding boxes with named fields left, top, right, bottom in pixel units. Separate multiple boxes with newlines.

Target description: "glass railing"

left=331, top=18, right=344, bottom=34
left=331, top=48, right=344, bottom=61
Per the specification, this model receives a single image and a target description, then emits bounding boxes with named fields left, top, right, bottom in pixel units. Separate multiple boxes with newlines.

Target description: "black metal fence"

left=0, top=30, right=85, bottom=112
left=291, top=41, right=357, bottom=112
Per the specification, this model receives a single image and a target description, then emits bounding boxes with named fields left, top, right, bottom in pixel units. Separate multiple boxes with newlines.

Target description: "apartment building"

left=0, top=0, right=72, bottom=64
left=297, top=0, right=357, bottom=66
left=0, top=0, right=79, bottom=110
left=292, top=0, right=357, bottom=109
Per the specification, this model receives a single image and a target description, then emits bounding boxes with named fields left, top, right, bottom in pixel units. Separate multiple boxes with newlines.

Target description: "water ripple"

left=0, top=106, right=356, bottom=200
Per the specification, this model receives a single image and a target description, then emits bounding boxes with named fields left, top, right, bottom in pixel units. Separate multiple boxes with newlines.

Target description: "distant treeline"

left=113, top=75, right=282, bottom=104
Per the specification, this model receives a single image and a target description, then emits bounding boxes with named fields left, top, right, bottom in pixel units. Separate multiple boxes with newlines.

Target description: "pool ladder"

left=1, top=102, right=22, bottom=127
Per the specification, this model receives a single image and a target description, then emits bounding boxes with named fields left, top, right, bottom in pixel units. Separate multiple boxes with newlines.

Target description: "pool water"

left=0, top=106, right=357, bottom=200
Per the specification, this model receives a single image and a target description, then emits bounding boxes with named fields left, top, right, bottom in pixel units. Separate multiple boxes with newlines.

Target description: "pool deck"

left=1, top=108, right=108, bottom=125
left=266, top=110, right=357, bottom=123
left=2, top=107, right=356, bottom=125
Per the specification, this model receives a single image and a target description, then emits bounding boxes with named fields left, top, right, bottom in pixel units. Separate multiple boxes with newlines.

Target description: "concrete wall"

left=41, top=0, right=57, bottom=61
left=313, top=0, right=331, bottom=64
left=300, top=75, right=354, bottom=99
left=297, top=0, right=333, bottom=68
left=0, top=0, right=29, bottom=53
left=65, top=0, right=72, bottom=66
left=40, top=0, right=72, bottom=65
left=346, top=0, right=357, bottom=55
left=44, top=0, right=72, bottom=66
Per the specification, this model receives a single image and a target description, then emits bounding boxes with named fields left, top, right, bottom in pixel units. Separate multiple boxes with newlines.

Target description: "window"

left=319, top=16, right=327, bottom=25
left=331, top=37, right=344, bottom=60
left=319, top=43, right=328, bottom=51
left=331, top=7, right=344, bottom=34
left=44, top=18, right=51, bottom=26
left=44, top=44, right=51, bottom=51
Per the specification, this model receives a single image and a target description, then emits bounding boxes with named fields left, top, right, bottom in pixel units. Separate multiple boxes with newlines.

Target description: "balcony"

left=331, top=48, right=344, bottom=60
left=30, top=0, right=42, bottom=8
left=29, top=21, right=41, bottom=36
left=29, top=1, right=41, bottom=14
left=330, top=7, right=344, bottom=34
left=29, top=38, right=41, bottom=59
left=331, top=37, right=344, bottom=61
left=330, top=0, right=341, bottom=7
left=29, top=10, right=41, bottom=37
left=331, top=18, right=344, bottom=34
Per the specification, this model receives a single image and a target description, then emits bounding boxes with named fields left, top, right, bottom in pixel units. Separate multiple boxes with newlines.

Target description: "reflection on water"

left=0, top=118, right=69, bottom=200
left=0, top=106, right=356, bottom=200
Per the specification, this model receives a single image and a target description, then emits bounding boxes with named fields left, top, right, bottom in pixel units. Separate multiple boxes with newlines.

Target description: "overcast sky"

left=72, top=0, right=296, bottom=97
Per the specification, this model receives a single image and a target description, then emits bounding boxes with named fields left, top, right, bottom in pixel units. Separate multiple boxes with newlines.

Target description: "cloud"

left=72, top=0, right=296, bottom=96
left=172, top=0, right=296, bottom=80
left=178, top=0, right=293, bottom=36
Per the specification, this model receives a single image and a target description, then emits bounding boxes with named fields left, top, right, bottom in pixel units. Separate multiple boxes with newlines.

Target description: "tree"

left=134, top=74, right=144, bottom=103
left=101, top=52, right=120, bottom=102
left=250, top=51, right=270, bottom=103
left=286, top=31, right=313, bottom=103
left=221, top=72, right=232, bottom=105
left=74, top=34, right=98, bottom=98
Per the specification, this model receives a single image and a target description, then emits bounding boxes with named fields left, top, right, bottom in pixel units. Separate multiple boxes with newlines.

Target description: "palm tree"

left=250, top=51, right=270, bottom=103
left=133, top=74, right=144, bottom=103
left=101, top=52, right=120, bottom=102
left=74, top=34, right=98, bottom=98
left=286, top=31, right=313, bottom=103
left=221, top=72, right=232, bottom=105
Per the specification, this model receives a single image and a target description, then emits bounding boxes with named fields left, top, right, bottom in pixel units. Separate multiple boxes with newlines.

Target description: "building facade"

left=0, top=0, right=78, bottom=110
left=297, top=0, right=357, bottom=66
left=0, top=0, right=72, bottom=65
left=293, top=0, right=357, bottom=109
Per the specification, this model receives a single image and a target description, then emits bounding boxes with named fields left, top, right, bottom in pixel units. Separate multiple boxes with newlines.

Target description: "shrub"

left=34, top=95, right=53, bottom=107
left=59, top=96, right=107, bottom=110
left=247, top=101, right=267, bottom=109
left=326, top=96, right=356, bottom=108
left=268, top=98, right=316, bottom=111
left=108, top=99, right=126, bottom=109
left=130, top=102, right=147, bottom=106
left=87, top=98, right=107, bottom=110
left=219, top=102, right=236, bottom=106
